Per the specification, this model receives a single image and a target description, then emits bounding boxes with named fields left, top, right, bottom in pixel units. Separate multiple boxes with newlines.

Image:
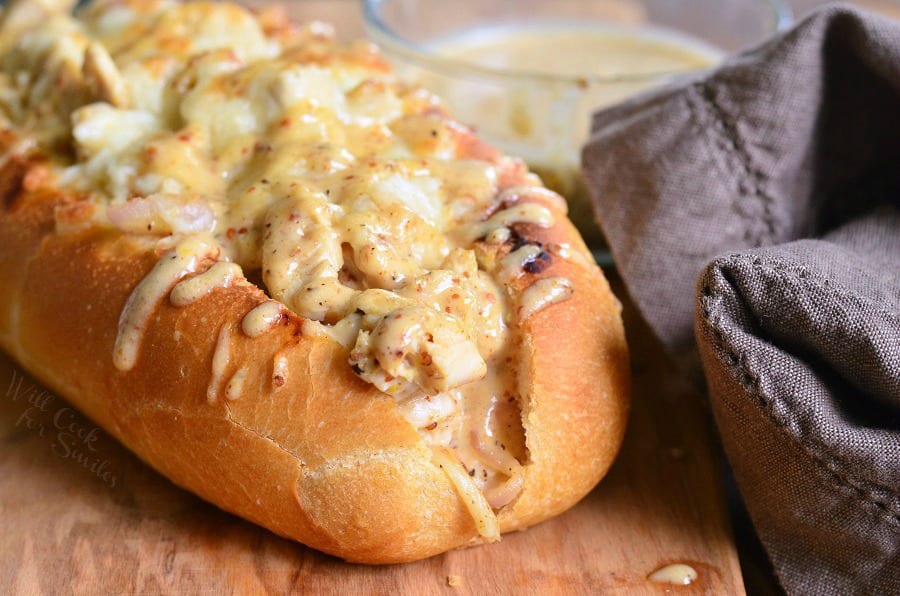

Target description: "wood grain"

left=1, top=2, right=893, bottom=593
left=0, top=2, right=753, bottom=593
left=0, top=273, right=744, bottom=595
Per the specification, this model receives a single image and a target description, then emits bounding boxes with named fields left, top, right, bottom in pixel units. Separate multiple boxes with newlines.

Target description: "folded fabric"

left=582, top=5, right=900, bottom=595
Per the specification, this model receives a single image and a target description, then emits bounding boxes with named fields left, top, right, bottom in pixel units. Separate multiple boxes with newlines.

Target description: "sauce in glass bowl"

left=422, top=23, right=722, bottom=249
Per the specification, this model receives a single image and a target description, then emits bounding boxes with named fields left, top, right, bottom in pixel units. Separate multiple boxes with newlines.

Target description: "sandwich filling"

left=0, top=0, right=582, bottom=533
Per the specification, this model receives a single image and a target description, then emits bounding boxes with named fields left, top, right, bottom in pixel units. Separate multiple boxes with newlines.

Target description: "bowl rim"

left=362, top=0, right=794, bottom=85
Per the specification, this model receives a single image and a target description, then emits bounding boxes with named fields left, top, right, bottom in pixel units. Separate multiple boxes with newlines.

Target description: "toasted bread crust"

left=0, top=143, right=628, bottom=565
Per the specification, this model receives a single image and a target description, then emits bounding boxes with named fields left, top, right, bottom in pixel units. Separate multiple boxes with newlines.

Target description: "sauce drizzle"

left=648, top=563, right=699, bottom=586
left=241, top=301, right=284, bottom=338
left=170, top=261, right=243, bottom=307
left=518, top=277, right=574, bottom=322
left=225, top=366, right=248, bottom=400
left=114, top=236, right=215, bottom=371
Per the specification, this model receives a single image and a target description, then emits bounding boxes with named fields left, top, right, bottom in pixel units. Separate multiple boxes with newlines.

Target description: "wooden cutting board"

left=0, top=3, right=747, bottom=592
left=0, top=273, right=744, bottom=594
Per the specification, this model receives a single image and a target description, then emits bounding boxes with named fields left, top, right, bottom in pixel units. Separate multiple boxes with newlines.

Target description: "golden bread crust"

left=0, top=0, right=629, bottom=563
left=500, top=218, right=630, bottom=531
left=0, top=168, right=629, bottom=562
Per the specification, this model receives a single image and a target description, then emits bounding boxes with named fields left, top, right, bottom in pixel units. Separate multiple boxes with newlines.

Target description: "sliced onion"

left=107, top=197, right=155, bottom=232
left=152, top=194, right=215, bottom=233
left=470, top=398, right=523, bottom=476
left=485, top=467, right=524, bottom=510
left=107, top=194, right=215, bottom=235
left=431, top=446, right=499, bottom=541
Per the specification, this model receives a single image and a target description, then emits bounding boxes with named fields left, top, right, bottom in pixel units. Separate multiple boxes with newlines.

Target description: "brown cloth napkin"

left=582, top=4, right=900, bottom=595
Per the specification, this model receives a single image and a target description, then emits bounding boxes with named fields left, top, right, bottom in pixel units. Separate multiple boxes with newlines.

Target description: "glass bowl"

left=363, top=0, right=793, bottom=254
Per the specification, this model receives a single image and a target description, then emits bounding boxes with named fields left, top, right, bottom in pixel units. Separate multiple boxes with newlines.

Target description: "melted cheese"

left=0, top=0, right=586, bottom=520
left=113, top=236, right=215, bottom=370
left=517, top=277, right=574, bottom=322
left=170, top=261, right=242, bottom=307
left=225, top=366, right=248, bottom=401
left=241, top=300, right=284, bottom=338
left=208, top=322, right=233, bottom=404
left=467, top=203, right=555, bottom=242
left=499, top=244, right=545, bottom=281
